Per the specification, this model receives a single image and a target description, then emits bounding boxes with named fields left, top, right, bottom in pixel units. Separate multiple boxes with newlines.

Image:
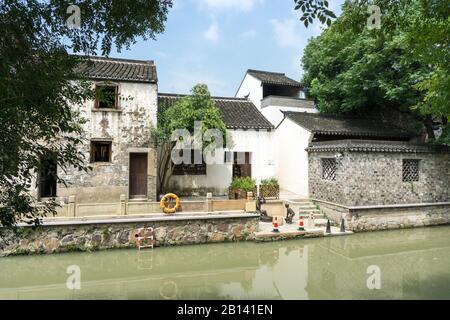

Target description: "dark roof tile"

left=158, top=94, right=274, bottom=130
left=74, top=56, right=157, bottom=83
left=247, top=69, right=302, bottom=87
left=307, top=140, right=450, bottom=153
left=283, top=111, right=412, bottom=139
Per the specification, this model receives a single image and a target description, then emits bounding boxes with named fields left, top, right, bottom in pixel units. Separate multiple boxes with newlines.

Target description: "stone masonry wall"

left=46, top=82, right=158, bottom=203
left=309, top=151, right=450, bottom=206
left=0, top=216, right=259, bottom=257
left=315, top=200, right=450, bottom=232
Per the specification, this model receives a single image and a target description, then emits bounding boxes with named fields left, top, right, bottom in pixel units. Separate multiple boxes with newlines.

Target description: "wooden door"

left=232, top=152, right=252, bottom=178
left=129, top=153, right=148, bottom=198
left=39, top=157, right=57, bottom=198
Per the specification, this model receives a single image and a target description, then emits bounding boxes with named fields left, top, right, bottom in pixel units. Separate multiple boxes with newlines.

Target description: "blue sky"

left=111, top=0, right=344, bottom=97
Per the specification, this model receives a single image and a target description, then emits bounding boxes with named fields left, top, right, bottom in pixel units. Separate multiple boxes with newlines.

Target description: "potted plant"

left=228, top=177, right=256, bottom=199
left=259, top=177, right=280, bottom=199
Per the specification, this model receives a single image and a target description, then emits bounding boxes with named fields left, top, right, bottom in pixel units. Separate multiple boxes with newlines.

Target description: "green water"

left=1, top=225, right=450, bottom=300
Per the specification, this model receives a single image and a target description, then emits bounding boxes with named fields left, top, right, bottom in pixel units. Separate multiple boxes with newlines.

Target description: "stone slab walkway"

left=254, top=220, right=353, bottom=242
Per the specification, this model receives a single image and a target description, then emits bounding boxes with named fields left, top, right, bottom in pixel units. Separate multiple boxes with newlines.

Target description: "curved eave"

left=306, top=146, right=443, bottom=153
left=85, top=75, right=157, bottom=84
left=312, top=130, right=411, bottom=139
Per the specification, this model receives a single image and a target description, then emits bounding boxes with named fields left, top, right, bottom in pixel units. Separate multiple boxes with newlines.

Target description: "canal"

left=1, top=225, right=450, bottom=299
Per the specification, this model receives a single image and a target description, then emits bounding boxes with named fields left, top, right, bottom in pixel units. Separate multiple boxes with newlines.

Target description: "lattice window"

left=321, top=158, right=337, bottom=181
left=402, top=159, right=420, bottom=182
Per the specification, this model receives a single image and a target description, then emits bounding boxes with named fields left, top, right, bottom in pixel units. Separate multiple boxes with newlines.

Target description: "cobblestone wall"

left=315, top=200, right=450, bottom=232
left=0, top=216, right=259, bottom=257
left=309, top=151, right=450, bottom=206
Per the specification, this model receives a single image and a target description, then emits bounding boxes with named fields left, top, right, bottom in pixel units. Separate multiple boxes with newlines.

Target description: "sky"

left=109, top=0, right=345, bottom=97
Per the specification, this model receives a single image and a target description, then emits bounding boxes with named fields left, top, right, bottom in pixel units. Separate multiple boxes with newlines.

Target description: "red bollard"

left=298, top=216, right=305, bottom=231
left=272, top=221, right=279, bottom=233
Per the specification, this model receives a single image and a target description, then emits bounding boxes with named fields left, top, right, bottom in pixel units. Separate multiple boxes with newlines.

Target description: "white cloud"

left=240, top=29, right=257, bottom=38
left=196, top=0, right=262, bottom=12
left=203, top=23, right=219, bottom=43
left=269, top=18, right=303, bottom=48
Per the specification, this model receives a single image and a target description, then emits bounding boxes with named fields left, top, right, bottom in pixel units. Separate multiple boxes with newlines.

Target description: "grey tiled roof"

left=307, top=140, right=450, bottom=153
left=158, top=94, right=274, bottom=130
left=283, top=111, right=412, bottom=139
left=247, top=69, right=302, bottom=87
left=74, top=56, right=157, bottom=83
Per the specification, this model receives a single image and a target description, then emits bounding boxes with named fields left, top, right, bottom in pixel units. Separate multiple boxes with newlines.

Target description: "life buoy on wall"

left=160, top=193, right=180, bottom=214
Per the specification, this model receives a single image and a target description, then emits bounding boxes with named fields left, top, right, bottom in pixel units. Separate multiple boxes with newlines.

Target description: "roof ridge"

left=283, top=111, right=393, bottom=122
left=72, top=54, right=154, bottom=65
left=158, top=93, right=248, bottom=101
left=247, top=69, right=285, bottom=75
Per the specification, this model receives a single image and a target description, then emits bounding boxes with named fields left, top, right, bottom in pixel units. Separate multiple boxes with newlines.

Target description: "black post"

left=326, top=219, right=331, bottom=234
left=340, top=217, right=346, bottom=233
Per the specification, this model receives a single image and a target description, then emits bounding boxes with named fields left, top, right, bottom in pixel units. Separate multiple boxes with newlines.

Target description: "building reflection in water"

left=1, top=226, right=450, bottom=299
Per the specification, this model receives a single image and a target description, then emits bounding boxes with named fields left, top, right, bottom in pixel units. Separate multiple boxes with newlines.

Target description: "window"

left=90, top=141, right=112, bottom=162
left=321, top=158, right=337, bottom=181
left=403, top=159, right=420, bottom=182
left=173, top=150, right=206, bottom=175
left=94, top=85, right=118, bottom=109
left=39, top=157, right=57, bottom=198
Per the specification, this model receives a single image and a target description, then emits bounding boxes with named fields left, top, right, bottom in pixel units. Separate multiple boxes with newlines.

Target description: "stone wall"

left=0, top=215, right=259, bottom=257
left=34, top=81, right=158, bottom=203
left=309, top=150, right=450, bottom=206
left=314, top=200, right=450, bottom=232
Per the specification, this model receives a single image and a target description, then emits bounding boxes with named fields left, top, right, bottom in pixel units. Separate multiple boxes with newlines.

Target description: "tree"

left=299, top=0, right=449, bottom=143
left=0, top=0, right=172, bottom=228
left=294, top=0, right=336, bottom=27
left=152, top=84, right=227, bottom=196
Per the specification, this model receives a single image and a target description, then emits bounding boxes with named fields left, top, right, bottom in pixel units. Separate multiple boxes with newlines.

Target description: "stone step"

left=314, top=218, right=337, bottom=227
left=290, top=204, right=317, bottom=210
left=286, top=201, right=314, bottom=206
left=297, top=213, right=324, bottom=219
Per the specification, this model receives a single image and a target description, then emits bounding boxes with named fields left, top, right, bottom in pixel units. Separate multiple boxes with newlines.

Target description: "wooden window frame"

left=94, top=84, right=119, bottom=110
left=172, top=149, right=206, bottom=175
left=90, top=141, right=113, bottom=163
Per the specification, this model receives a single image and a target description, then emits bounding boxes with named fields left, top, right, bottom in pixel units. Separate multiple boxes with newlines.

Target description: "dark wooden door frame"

left=129, top=153, right=148, bottom=199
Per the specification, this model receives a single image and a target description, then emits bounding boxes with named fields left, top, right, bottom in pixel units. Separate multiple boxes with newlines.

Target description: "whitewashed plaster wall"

left=275, top=117, right=312, bottom=197
left=169, top=129, right=275, bottom=195
left=235, top=74, right=263, bottom=109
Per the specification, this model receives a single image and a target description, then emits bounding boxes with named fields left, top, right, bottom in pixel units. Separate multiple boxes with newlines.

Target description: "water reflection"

left=1, top=226, right=450, bottom=299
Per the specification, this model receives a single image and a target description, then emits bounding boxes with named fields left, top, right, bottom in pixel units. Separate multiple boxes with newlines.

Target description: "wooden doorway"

left=232, top=152, right=252, bottom=178
left=39, top=157, right=57, bottom=198
left=129, top=153, right=148, bottom=199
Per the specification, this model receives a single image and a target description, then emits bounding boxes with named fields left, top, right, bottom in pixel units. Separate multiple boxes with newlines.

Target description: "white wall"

left=275, top=117, right=312, bottom=196
left=169, top=128, right=275, bottom=195
left=235, top=74, right=263, bottom=109
left=262, top=105, right=318, bottom=127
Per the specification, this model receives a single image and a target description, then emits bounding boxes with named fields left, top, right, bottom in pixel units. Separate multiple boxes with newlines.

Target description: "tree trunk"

left=156, top=141, right=175, bottom=197
left=424, top=114, right=435, bottom=141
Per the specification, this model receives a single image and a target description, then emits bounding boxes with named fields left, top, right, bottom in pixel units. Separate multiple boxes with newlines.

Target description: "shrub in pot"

left=259, top=177, right=280, bottom=199
left=228, top=177, right=256, bottom=199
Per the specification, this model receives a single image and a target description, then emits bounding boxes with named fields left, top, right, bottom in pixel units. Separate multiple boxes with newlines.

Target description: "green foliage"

left=260, top=177, right=279, bottom=187
left=301, top=0, right=449, bottom=144
left=0, top=1, right=172, bottom=227
left=294, top=0, right=336, bottom=27
left=230, top=177, right=256, bottom=192
left=151, top=84, right=228, bottom=194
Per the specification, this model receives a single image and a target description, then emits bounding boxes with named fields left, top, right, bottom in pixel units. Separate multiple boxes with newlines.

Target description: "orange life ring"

left=160, top=193, right=180, bottom=214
